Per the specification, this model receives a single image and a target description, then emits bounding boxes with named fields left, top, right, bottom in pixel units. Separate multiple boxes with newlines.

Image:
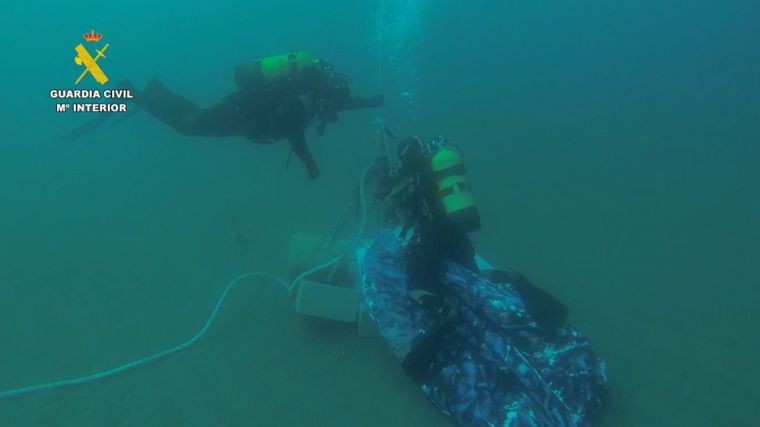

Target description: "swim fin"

left=60, top=80, right=141, bottom=141
left=60, top=113, right=113, bottom=140
left=483, top=270, right=569, bottom=336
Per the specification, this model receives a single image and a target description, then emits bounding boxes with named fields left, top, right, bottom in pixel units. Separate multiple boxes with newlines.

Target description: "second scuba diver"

left=361, top=136, right=609, bottom=426
left=64, top=51, right=383, bottom=180
left=135, top=51, right=383, bottom=180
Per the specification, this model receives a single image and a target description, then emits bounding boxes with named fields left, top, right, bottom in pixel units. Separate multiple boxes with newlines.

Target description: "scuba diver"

left=371, top=136, right=481, bottom=300
left=361, top=136, right=608, bottom=426
left=63, top=51, right=384, bottom=180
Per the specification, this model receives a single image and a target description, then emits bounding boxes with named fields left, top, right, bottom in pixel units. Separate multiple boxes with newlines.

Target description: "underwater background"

left=1, top=0, right=758, bottom=425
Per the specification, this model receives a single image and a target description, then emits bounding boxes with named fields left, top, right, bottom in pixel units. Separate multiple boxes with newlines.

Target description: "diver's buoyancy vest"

left=430, top=146, right=481, bottom=233
left=234, top=51, right=318, bottom=90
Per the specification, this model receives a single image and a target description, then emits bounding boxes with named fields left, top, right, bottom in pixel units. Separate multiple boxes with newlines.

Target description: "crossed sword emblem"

left=74, top=43, right=109, bottom=85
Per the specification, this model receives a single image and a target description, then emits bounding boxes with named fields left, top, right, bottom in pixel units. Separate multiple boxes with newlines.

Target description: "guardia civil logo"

left=75, top=30, right=109, bottom=85
left=51, top=30, right=132, bottom=113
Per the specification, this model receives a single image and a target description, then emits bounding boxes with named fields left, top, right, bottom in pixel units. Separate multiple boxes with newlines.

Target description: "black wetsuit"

left=131, top=66, right=383, bottom=180
left=377, top=143, right=477, bottom=294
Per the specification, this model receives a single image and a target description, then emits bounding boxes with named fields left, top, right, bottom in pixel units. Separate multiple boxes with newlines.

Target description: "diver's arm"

left=288, top=132, right=320, bottom=180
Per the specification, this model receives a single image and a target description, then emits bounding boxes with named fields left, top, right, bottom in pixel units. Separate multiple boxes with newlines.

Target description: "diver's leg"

left=407, top=233, right=442, bottom=293
left=60, top=113, right=112, bottom=140
left=137, top=79, right=243, bottom=137
left=287, top=132, right=320, bottom=180
left=448, top=233, right=478, bottom=272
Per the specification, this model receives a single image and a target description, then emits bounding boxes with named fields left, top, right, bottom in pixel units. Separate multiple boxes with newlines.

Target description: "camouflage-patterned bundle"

left=361, top=230, right=608, bottom=426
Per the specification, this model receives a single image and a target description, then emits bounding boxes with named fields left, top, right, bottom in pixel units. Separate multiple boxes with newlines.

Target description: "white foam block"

left=294, top=280, right=359, bottom=322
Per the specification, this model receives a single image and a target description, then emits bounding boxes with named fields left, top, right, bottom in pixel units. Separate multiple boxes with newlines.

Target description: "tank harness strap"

left=439, top=182, right=473, bottom=198
left=433, top=163, right=467, bottom=180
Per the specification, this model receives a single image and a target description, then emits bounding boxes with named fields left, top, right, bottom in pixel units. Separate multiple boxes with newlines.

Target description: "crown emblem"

left=83, top=30, right=103, bottom=43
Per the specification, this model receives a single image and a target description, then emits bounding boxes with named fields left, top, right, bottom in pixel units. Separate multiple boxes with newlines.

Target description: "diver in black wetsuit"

left=361, top=204, right=607, bottom=427
left=125, top=51, right=383, bottom=179
left=360, top=137, right=608, bottom=427
left=369, top=135, right=572, bottom=374
left=373, top=136, right=479, bottom=297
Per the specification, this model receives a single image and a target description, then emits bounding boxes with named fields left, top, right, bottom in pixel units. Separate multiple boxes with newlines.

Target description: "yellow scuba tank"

left=234, top=51, right=317, bottom=90
left=430, top=144, right=481, bottom=233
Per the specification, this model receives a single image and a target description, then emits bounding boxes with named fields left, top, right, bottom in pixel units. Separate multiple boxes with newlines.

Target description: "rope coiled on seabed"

left=0, top=164, right=372, bottom=401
